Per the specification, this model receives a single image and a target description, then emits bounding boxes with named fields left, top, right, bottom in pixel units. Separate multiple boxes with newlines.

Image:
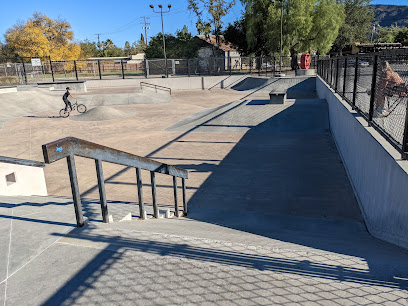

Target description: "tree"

left=223, top=19, right=251, bottom=55
left=145, top=26, right=200, bottom=58
left=124, top=41, right=131, bottom=56
left=375, top=25, right=408, bottom=44
left=100, top=39, right=124, bottom=57
left=80, top=39, right=99, bottom=58
left=187, top=0, right=236, bottom=45
left=395, top=27, right=408, bottom=44
left=333, top=0, right=374, bottom=55
left=244, top=0, right=345, bottom=69
left=5, top=12, right=81, bottom=60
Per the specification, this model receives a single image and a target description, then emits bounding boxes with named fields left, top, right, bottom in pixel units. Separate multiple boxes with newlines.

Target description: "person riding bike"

left=62, top=87, right=77, bottom=112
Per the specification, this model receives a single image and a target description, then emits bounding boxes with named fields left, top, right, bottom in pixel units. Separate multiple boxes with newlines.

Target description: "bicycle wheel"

left=77, top=104, right=87, bottom=113
left=59, top=109, right=70, bottom=118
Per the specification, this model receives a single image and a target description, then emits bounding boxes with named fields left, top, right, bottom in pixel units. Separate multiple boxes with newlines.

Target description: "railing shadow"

left=42, top=230, right=408, bottom=305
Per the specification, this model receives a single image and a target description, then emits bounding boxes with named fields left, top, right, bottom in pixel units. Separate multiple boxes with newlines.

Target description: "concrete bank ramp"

left=77, top=90, right=172, bottom=106
left=231, top=76, right=317, bottom=99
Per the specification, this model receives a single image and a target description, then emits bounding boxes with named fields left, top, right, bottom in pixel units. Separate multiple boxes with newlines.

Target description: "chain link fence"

left=318, top=54, right=408, bottom=159
left=1, top=55, right=321, bottom=86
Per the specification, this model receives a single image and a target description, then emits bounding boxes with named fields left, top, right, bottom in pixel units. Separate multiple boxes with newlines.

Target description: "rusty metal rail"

left=42, top=137, right=188, bottom=227
left=140, top=82, right=172, bottom=95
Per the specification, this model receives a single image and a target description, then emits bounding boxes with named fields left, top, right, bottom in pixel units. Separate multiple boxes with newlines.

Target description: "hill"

left=371, top=5, right=408, bottom=28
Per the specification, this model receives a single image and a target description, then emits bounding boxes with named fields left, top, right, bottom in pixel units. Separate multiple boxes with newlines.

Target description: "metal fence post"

left=187, top=59, right=190, bottom=77
left=49, top=56, right=55, bottom=82
left=352, top=56, right=359, bottom=108
left=95, top=159, right=109, bottom=223
left=342, top=58, right=347, bottom=97
left=335, top=58, right=340, bottom=91
left=74, top=60, right=78, bottom=81
left=368, top=55, right=379, bottom=122
left=401, top=105, right=408, bottom=159
left=329, top=59, right=334, bottom=87
left=258, top=57, right=261, bottom=75
left=249, top=56, right=252, bottom=74
left=21, top=58, right=27, bottom=85
left=121, top=59, right=125, bottom=79
left=66, top=155, right=85, bottom=227
left=97, top=60, right=102, bottom=80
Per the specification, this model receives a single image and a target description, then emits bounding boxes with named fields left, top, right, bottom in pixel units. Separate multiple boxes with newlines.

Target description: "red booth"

left=300, top=53, right=311, bottom=69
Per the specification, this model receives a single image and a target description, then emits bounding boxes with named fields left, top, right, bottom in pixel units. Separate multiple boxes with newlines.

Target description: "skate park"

left=1, top=72, right=408, bottom=304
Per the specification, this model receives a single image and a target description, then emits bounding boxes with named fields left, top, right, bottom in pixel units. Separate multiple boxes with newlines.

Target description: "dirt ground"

left=0, top=89, right=250, bottom=207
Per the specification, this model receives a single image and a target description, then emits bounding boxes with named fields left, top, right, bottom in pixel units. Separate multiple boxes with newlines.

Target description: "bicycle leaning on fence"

left=59, top=99, right=87, bottom=118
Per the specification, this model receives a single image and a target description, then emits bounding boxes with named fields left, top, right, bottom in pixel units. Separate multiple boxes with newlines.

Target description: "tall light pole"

left=280, top=0, right=283, bottom=76
left=272, top=0, right=285, bottom=77
left=150, top=4, right=171, bottom=77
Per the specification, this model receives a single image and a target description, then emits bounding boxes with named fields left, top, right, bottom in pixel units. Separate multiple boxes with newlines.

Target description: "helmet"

left=66, top=87, right=70, bottom=90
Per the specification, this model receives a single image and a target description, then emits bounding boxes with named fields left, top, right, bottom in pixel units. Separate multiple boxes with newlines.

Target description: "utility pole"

left=140, top=17, right=151, bottom=45
left=95, top=33, right=101, bottom=49
left=370, top=24, right=376, bottom=43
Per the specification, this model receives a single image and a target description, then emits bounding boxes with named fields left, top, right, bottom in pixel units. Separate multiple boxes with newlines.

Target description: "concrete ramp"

left=231, top=76, right=317, bottom=99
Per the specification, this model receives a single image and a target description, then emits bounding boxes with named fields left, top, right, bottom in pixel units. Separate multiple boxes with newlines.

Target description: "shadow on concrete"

left=42, top=229, right=408, bottom=305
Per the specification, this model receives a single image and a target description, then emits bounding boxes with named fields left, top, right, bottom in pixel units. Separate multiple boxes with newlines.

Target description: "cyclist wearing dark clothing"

left=63, top=87, right=76, bottom=111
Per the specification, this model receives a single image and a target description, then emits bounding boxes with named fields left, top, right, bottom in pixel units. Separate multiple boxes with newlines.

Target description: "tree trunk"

left=290, top=47, right=298, bottom=71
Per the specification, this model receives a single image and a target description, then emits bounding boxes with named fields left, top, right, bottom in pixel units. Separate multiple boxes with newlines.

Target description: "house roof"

left=196, top=35, right=238, bottom=52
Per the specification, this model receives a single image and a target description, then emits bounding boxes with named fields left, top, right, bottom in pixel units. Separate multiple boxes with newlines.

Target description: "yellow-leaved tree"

left=5, top=12, right=81, bottom=61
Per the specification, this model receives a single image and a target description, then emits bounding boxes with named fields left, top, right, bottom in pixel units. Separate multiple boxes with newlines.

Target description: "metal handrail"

left=0, top=156, right=45, bottom=168
left=42, top=137, right=188, bottom=227
left=140, top=82, right=172, bottom=95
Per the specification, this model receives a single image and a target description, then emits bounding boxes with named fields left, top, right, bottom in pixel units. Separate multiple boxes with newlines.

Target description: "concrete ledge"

left=296, top=69, right=316, bottom=76
left=0, top=86, right=17, bottom=94
left=316, top=76, right=408, bottom=250
left=269, top=92, right=286, bottom=104
left=38, top=81, right=87, bottom=92
left=0, top=161, right=48, bottom=196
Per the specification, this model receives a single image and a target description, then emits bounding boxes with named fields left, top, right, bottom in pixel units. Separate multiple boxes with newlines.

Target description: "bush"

left=0, top=76, right=20, bottom=85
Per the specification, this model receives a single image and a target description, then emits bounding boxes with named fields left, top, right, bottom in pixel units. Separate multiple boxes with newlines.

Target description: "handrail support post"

left=95, top=159, right=109, bottom=223
left=67, top=155, right=85, bottom=227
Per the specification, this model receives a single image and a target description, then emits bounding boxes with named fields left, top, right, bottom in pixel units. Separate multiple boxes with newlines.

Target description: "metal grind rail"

left=140, top=82, right=172, bottom=95
left=42, top=137, right=188, bottom=227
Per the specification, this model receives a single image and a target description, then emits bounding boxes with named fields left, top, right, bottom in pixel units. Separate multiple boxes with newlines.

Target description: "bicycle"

left=60, top=99, right=87, bottom=118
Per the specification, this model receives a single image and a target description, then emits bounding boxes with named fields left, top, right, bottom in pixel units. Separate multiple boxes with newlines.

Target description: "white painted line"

left=4, top=210, right=13, bottom=306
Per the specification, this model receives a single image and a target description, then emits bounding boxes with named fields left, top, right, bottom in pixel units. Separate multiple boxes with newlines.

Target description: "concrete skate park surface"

left=1, top=77, right=408, bottom=304
left=0, top=86, right=171, bottom=129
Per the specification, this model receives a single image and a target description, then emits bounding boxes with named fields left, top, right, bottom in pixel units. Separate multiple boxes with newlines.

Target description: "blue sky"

left=0, top=0, right=406, bottom=48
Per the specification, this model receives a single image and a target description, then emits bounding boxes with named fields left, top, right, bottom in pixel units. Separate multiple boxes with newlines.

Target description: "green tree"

left=395, top=27, right=408, bottom=44
left=187, top=0, right=236, bottom=45
left=244, top=0, right=345, bottom=68
left=333, top=0, right=374, bottom=55
left=145, top=26, right=200, bottom=58
left=100, top=39, right=124, bottom=57
left=375, top=25, right=399, bottom=43
left=224, top=18, right=252, bottom=55
left=79, top=39, right=99, bottom=58
left=124, top=41, right=132, bottom=56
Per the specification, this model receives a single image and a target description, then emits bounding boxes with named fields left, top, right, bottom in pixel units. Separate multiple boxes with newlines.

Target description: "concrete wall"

left=0, top=162, right=47, bottom=196
left=0, top=86, right=17, bottom=94
left=316, top=76, right=408, bottom=250
left=86, top=75, right=252, bottom=90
